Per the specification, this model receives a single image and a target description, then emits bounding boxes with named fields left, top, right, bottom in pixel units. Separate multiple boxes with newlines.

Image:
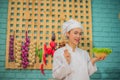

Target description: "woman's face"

left=66, top=28, right=83, bottom=46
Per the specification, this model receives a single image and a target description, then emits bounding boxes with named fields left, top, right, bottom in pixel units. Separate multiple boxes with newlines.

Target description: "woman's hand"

left=64, top=49, right=71, bottom=64
left=91, top=56, right=106, bottom=65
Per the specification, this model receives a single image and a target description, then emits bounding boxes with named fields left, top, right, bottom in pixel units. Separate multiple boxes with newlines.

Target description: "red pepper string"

left=44, top=44, right=47, bottom=54
left=43, top=53, right=47, bottom=65
left=52, top=49, right=55, bottom=57
left=40, top=64, right=45, bottom=75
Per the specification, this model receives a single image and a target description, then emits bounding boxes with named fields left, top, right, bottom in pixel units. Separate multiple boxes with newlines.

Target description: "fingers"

left=97, top=56, right=106, bottom=61
left=64, top=49, right=71, bottom=64
left=64, top=49, right=70, bottom=57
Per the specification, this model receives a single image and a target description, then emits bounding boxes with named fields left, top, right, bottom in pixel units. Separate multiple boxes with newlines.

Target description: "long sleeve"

left=85, top=51, right=97, bottom=76
left=52, top=49, right=72, bottom=80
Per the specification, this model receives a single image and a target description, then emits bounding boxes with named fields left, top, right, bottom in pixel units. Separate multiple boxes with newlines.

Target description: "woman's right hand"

left=64, top=49, right=71, bottom=64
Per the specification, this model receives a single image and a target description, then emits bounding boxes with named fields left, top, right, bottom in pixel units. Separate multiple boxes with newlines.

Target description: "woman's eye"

left=79, top=33, right=82, bottom=35
left=79, top=32, right=83, bottom=35
left=74, top=31, right=83, bottom=35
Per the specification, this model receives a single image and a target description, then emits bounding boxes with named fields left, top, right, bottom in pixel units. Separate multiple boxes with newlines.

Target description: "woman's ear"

left=66, top=32, right=68, bottom=36
left=66, top=32, right=69, bottom=39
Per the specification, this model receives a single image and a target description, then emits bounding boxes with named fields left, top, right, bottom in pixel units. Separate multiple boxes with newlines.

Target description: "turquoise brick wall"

left=91, top=0, right=120, bottom=80
left=0, top=0, right=120, bottom=80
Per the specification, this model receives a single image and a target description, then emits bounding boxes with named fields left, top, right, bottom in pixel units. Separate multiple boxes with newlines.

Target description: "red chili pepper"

left=44, top=44, right=47, bottom=53
left=40, top=64, right=45, bottom=75
left=52, top=49, right=55, bottom=57
left=43, top=54, right=46, bottom=65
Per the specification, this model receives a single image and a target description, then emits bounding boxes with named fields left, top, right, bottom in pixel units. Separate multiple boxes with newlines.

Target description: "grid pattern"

left=6, top=0, right=92, bottom=69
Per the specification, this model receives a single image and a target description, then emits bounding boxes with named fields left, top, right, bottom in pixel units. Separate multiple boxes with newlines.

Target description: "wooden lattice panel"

left=6, top=0, right=92, bottom=69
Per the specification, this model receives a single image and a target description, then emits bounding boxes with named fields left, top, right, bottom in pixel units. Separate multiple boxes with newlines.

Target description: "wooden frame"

left=6, top=0, right=92, bottom=69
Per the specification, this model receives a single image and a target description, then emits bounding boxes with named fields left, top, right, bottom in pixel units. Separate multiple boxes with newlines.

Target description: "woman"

left=52, top=19, right=105, bottom=80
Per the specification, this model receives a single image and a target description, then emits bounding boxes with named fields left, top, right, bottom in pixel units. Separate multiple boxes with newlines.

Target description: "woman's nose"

left=76, top=34, right=80, bottom=38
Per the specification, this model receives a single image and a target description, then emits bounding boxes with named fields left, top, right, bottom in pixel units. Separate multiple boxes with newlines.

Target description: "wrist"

left=91, top=57, right=98, bottom=65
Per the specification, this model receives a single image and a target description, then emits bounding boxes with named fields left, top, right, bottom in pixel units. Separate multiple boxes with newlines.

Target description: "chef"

left=52, top=19, right=104, bottom=80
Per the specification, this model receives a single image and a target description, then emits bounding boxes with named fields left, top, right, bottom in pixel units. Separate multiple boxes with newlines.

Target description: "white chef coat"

left=52, top=44, right=97, bottom=80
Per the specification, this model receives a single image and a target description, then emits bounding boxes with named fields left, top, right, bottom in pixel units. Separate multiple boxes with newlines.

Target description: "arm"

left=91, top=57, right=100, bottom=65
left=85, top=51, right=97, bottom=76
left=52, top=49, right=72, bottom=80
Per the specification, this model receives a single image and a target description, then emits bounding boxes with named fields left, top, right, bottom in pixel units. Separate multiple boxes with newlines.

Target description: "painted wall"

left=91, top=0, right=120, bottom=80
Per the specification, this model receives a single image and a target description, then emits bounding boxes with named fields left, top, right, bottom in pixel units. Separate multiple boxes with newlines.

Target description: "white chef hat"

left=62, top=19, right=83, bottom=36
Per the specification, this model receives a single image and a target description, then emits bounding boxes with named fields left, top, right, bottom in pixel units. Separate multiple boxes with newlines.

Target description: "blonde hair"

left=58, top=31, right=71, bottom=48
left=58, top=41, right=66, bottom=48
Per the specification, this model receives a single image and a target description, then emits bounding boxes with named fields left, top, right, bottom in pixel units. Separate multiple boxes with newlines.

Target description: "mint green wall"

left=91, top=0, right=120, bottom=80
left=0, top=0, right=120, bottom=80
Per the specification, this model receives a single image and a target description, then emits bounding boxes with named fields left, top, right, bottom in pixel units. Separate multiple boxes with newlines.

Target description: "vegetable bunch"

left=28, top=42, right=36, bottom=66
left=21, top=31, right=30, bottom=68
left=36, top=48, right=43, bottom=63
left=9, top=35, right=14, bottom=61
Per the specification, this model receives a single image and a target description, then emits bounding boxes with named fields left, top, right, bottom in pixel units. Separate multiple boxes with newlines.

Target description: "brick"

left=101, top=73, right=120, bottom=79
left=0, top=45, right=6, bottom=50
left=0, top=68, right=6, bottom=72
left=90, top=73, right=101, bottom=78
left=0, top=24, right=7, bottom=29
left=0, top=0, right=8, bottom=2
left=4, top=72, right=16, bottom=78
left=15, top=73, right=27, bottom=78
left=0, top=61, right=4, bottom=67
left=0, top=20, right=7, bottom=25
left=26, top=73, right=42, bottom=78
left=0, top=39, right=6, bottom=45
left=111, top=28, right=120, bottom=32
left=0, top=50, right=6, bottom=56
left=93, top=37, right=104, bottom=42
left=0, top=15, right=8, bottom=19
left=0, top=2, right=8, bottom=8
left=0, top=34, right=6, bottom=39
left=92, top=27, right=103, bottom=32
left=0, top=55, right=5, bottom=61
left=0, top=28, right=6, bottom=34
left=111, top=38, right=120, bottom=42
left=0, top=8, right=8, bottom=13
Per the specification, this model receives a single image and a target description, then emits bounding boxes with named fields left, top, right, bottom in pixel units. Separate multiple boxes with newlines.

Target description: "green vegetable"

left=36, top=47, right=43, bottom=62
left=35, top=47, right=39, bottom=55
left=92, top=48, right=112, bottom=55
left=39, top=49, right=43, bottom=62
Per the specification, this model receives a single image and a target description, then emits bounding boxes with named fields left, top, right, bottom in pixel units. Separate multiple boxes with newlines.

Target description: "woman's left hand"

left=91, top=56, right=106, bottom=65
left=96, top=56, right=106, bottom=61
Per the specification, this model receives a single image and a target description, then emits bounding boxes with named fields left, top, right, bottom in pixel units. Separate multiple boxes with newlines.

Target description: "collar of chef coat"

left=65, top=44, right=77, bottom=53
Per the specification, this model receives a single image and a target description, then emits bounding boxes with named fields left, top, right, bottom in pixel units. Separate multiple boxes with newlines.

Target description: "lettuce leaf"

left=92, top=48, right=112, bottom=55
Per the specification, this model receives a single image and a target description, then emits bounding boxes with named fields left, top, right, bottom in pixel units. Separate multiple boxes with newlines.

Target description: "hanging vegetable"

left=28, top=41, right=36, bottom=66
left=40, top=64, right=45, bottom=75
left=9, top=35, right=15, bottom=61
left=15, top=40, right=22, bottom=67
left=43, top=53, right=47, bottom=65
left=43, top=32, right=57, bottom=56
left=21, top=31, right=30, bottom=68
left=35, top=47, right=39, bottom=55
left=35, top=47, right=45, bottom=75
left=39, top=32, right=57, bottom=75
left=39, top=49, right=43, bottom=62
left=35, top=48, right=43, bottom=62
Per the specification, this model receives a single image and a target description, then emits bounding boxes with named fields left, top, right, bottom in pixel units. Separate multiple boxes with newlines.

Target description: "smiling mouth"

left=74, top=39, right=80, bottom=43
